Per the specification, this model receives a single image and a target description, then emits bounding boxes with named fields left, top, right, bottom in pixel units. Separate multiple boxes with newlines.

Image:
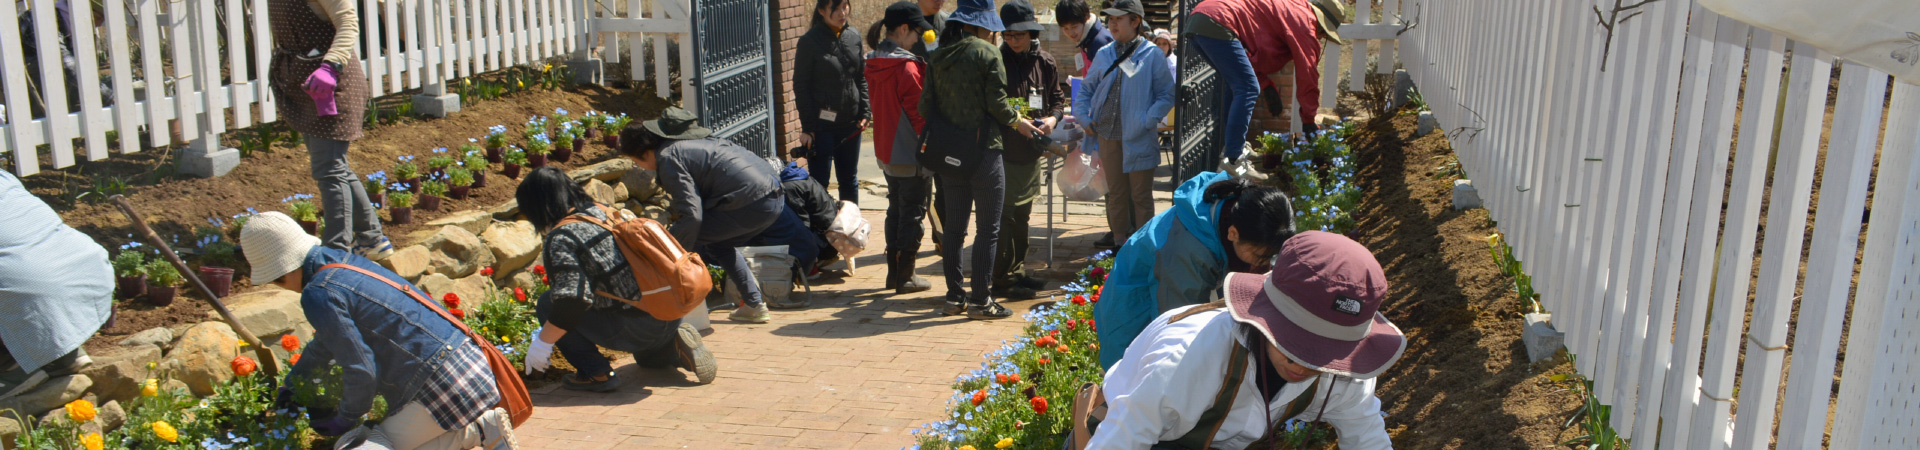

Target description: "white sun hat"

left=239, top=211, right=320, bottom=285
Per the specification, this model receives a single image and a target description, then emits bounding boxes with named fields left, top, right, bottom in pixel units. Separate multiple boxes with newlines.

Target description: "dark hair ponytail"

left=938, top=20, right=971, bottom=47
left=516, top=167, right=597, bottom=231
left=866, top=21, right=886, bottom=50
left=1204, top=178, right=1296, bottom=251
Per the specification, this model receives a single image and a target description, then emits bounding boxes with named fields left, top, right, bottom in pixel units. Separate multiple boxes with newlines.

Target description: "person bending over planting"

left=241, top=211, right=516, bottom=450
left=1080, top=231, right=1401, bottom=450
left=514, top=167, right=718, bottom=392
left=0, top=170, right=111, bottom=399
left=617, top=107, right=820, bottom=318
left=1094, top=172, right=1294, bottom=369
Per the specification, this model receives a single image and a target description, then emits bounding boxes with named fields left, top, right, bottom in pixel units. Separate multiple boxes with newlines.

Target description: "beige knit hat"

left=240, top=211, right=320, bottom=285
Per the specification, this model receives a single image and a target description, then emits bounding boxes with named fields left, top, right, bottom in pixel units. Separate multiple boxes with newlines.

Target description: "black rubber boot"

left=891, top=250, right=932, bottom=294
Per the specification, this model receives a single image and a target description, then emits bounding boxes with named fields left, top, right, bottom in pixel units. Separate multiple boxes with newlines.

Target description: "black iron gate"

left=689, top=0, right=776, bottom=158
left=1171, top=0, right=1223, bottom=183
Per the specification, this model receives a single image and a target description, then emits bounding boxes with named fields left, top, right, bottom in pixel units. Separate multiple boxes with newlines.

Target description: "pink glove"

left=304, top=64, right=340, bottom=117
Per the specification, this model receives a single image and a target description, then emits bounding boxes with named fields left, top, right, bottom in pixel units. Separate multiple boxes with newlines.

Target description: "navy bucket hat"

left=949, top=0, right=1004, bottom=32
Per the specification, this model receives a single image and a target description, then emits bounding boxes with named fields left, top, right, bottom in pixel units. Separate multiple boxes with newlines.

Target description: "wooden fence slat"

left=169, top=0, right=201, bottom=143
left=0, top=0, right=39, bottom=173
left=402, top=0, right=419, bottom=89
left=385, top=0, right=403, bottom=92
left=33, top=0, right=77, bottom=168
left=1831, top=81, right=1920, bottom=450
left=1777, top=62, right=1888, bottom=450
left=224, top=0, right=252, bottom=129
left=251, top=0, right=276, bottom=123
left=136, top=0, right=168, bottom=147
left=105, top=0, right=143, bottom=153
left=192, top=0, right=227, bottom=138
left=362, top=0, right=385, bottom=96
left=69, top=0, right=108, bottom=160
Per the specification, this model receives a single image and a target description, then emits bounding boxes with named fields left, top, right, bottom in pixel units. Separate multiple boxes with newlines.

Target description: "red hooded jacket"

left=1194, top=0, right=1325, bottom=119
left=864, top=42, right=926, bottom=165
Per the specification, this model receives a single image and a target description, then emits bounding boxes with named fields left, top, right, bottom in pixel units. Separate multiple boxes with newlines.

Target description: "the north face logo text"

left=1332, top=296, right=1363, bottom=316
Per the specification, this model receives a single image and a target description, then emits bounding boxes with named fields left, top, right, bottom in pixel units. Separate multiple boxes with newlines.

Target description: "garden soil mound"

left=32, top=86, right=671, bottom=353
left=1351, top=114, right=1584, bottom=449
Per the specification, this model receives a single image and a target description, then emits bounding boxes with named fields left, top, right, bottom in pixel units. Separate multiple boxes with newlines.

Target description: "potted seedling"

left=143, top=258, right=183, bottom=307
left=194, top=219, right=238, bottom=298
left=525, top=133, right=552, bottom=168
left=602, top=113, right=632, bottom=147
left=552, top=124, right=576, bottom=163
left=569, top=124, right=586, bottom=155
left=462, top=148, right=489, bottom=188
left=583, top=111, right=601, bottom=139
left=503, top=147, right=527, bottom=179
left=448, top=168, right=473, bottom=200
left=394, top=155, right=422, bottom=193
left=364, top=171, right=389, bottom=207
left=284, top=194, right=320, bottom=235
left=419, top=179, right=447, bottom=212
left=112, top=242, right=148, bottom=300
left=388, top=189, right=416, bottom=224
left=524, top=116, right=547, bottom=140
left=427, top=147, right=455, bottom=179
left=484, top=125, right=509, bottom=163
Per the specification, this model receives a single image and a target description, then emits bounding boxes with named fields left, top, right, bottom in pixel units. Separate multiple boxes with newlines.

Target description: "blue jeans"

left=808, top=126, right=863, bottom=205
left=1191, top=35, right=1261, bottom=160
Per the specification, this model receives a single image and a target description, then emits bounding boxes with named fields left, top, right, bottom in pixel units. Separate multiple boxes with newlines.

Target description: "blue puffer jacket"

left=289, top=246, right=473, bottom=420
left=1095, top=171, right=1233, bottom=369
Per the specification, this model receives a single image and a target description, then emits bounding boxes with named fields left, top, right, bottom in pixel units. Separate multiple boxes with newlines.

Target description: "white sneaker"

left=479, top=408, right=518, bottom=450
left=727, top=303, right=771, bottom=323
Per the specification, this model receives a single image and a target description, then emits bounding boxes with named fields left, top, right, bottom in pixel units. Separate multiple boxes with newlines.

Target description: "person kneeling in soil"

left=241, top=211, right=516, bottom=450
left=514, top=167, right=718, bottom=392
left=1080, top=231, right=1401, bottom=450
left=779, top=161, right=841, bottom=277
left=0, top=170, right=111, bottom=400
left=619, top=107, right=820, bottom=318
left=1094, top=172, right=1294, bottom=369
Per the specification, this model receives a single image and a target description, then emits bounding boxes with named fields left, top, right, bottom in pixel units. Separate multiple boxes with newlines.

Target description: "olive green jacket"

left=919, top=35, right=1019, bottom=153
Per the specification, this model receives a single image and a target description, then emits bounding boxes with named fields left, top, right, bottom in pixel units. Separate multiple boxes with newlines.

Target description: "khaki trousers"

left=1098, top=138, right=1156, bottom=243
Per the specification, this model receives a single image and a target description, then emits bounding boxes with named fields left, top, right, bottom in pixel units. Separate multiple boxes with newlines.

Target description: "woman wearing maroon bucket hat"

left=1077, top=231, right=1401, bottom=450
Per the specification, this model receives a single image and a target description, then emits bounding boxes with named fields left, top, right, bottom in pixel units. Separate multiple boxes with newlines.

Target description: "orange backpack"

left=555, top=204, right=712, bottom=321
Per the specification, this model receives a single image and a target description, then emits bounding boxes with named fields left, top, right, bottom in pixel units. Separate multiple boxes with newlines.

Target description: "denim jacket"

left=287, top=246, right=469, bottom=420
left=1074, top=35, right=1176, bottom=173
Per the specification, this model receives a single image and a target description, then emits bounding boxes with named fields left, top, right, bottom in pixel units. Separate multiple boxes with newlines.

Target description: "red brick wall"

left=773, top=0, right=809, bottom=154
left=1250, top=66, right=1295, bottom=139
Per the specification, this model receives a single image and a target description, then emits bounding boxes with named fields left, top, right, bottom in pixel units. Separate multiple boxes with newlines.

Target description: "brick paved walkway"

left=513, top=203, right=1137, bottom=449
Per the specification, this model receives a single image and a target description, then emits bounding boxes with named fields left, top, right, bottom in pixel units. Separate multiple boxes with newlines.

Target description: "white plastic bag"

left=825, top=201, right=870, bottom=258
left=1698, top=0, right=1920, bottom=84
left=722, top=245, right=798, bottom=305
left=1058, top=149, right=1108, bottom=202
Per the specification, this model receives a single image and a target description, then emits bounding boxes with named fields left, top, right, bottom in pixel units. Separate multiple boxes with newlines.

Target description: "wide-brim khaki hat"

left=1309, top=0, right=1350, bottom=45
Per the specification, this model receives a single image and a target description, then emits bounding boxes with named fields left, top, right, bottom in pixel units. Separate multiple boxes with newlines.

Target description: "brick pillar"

left=772, top=0, right=809, bottom=154
left=1248, top=66, right=1295, bottom=139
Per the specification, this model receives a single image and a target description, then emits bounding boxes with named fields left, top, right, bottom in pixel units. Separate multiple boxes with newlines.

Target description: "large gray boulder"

left=164, top=321, right=240, bottom=396
left=621, top=167, right=657, bottom=201
left=491, top=200, right=521, bottom=221
left=381, top=245, right=432, bottom=281
left=78, top=344, right=163, bottom=404
left=115, top=327, right=174, bottom=348
left=568, top=159, right=634, bottom=184
left=0, top=374, right=90, bottom=418
left=482, top=220, right=540, bottom=276
left=204, top=289, right=305, bottom=339
left=425, top=210, right=494, bottom=237
left=420, top=225, right=495, bottom=279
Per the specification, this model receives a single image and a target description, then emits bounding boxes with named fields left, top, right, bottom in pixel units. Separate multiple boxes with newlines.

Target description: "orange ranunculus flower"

left=231, top=355, right=258, bottom=377
left=971, top=389, right=986, bottom=406
left=289, top=353, right=302, bottom=365
left=80, top=433, right=103, bottom=450
left=65, top=399, right=96, bottom=422
left=151, top=421, right=178, bottom=442
left=280, top=334, right=301, bottom=352
left=1030, top=396, right=1049, bottom=414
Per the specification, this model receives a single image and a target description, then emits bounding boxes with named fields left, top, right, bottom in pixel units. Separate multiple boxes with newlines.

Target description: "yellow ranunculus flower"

left=502, top=335, right=511, bottom=343
left=151, top=421, right=178, bottom=443
left=142, top=378, right=159, bottom=397
left=923, top=30, right=936, bottom=44
left=80, top=433, right=103, bottom=450
left=65, top=399, right=96, bottom=422
left=996, top=437, right=1015, bottom=449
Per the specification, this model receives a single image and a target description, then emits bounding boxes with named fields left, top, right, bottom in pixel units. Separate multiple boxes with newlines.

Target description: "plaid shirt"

left=415, top=342, right=499, bottom=430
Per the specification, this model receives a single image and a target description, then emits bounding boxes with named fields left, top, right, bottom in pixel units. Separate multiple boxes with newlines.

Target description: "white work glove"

left=523, top=328, right=555, bottom=374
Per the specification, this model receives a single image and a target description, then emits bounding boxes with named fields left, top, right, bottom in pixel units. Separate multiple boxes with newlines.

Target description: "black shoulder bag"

left=916, top=65, right=994, bottom=176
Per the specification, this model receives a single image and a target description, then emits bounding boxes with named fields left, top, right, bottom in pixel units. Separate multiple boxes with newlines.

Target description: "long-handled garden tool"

left=109, top=195, right=282, bottom=378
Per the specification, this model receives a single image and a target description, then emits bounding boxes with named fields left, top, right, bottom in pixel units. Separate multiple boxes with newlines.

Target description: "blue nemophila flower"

left=489, top=125, right=507, bottom=134
left=555, top=107, right=569, bottom=115
left=433, top=147, right=447, bottom=153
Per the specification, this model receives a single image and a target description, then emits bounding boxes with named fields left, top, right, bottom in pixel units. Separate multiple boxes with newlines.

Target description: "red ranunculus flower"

left=995, top=373, right=1009, bottom=384
left=513, top=287, right=527, bottom=302
left=443, top=292, right=461, bottom=309
left=533, top=265, right=546, bottom=275
left=1071, top=295, right=1087, bottom=306
left=1030, top=396, right=1049, bottom=414
left=1038, top=357, right=1051, bottom=365
left=971, top=390, right=986, bottom=406
left=1089, top=267, right=1106, bottom=280
left=450, top=308, right=466, bottom=319
left=1065, top=320, right=1077, bottom=331
left=481, top=267, right=495, bottom=276
left=280, top=334, right=300, bottom=352
left=1035, top=336, right=1057, bottom=348
left=230, top=356, right=258, bottom=377
left=1007, top=373, right=1020, bottom=384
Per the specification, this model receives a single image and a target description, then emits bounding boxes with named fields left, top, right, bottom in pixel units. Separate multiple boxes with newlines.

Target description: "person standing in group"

left=513, top=167, right=718, bottom=393
left=920, top=0, right=1044, bottom=319
left=865, top=1, right=938, bottom=294
left=240, top=212, right=516, bottom=449
left=910, top=0, right=948, bottom=58
left=1093, top=172, right=1295, bottom=369
left=1187, top=0, right=1348, bottom=159
left=989, top=0, right=1064, bottom=301
left=267, top=0, right=392, bottom=260
left=1074, top=0, right=1175, bottom=253
left=1055, top=0, right=1114, bottom=78
left=794, top=0, right=871, bottom=205
left=617, top=107, right=821, bottom=319
left=1152, top=28, right=1178, bottom=77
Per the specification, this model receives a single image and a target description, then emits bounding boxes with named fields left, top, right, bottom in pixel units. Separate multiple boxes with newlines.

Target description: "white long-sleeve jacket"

left=1087, top=306, right=1393, bottom=450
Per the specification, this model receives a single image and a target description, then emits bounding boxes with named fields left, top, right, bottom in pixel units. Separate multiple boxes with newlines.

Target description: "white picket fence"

left=0, top=0, right=692, bottom=177
left=1398, top=0, right=1920, bottom=448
